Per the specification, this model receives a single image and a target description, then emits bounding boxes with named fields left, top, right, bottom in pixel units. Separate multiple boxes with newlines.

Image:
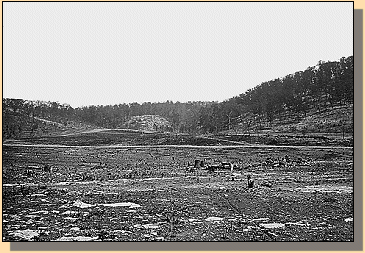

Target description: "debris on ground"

left=205, top=217, right=224, bottom=222
left=251, top=218, right=270, bottom=222
left=142, top=224, right=159, bottom=229
left=100, top=202, right=141, bottom=208
left=56, top=236, right=99, bottom=241
left=73, top=200, right=95, bottom=208
left=3, top=143, right=354, bottom=242
left=9, top=229, right=39, bottom=241
left=260, top=223, right=285, bottom=229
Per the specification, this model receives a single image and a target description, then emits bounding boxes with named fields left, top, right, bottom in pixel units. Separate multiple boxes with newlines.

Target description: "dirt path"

left=3, top=143, right=353, bottom=149
left=197, top=135, right=250, bottom=145
left=33, top=117, right=64, bottom=127
left=58, top=128, right=154, bottom=136
left=57, top=128, right=108, bottom=136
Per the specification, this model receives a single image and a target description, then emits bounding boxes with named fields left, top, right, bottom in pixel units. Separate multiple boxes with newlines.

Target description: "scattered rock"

left=296, top=185, right=353, bottom=194
left=285, top=222, right=307, bottom=226
left=30, top=194, right=47, bottom=197
left=64, top=217, right=78, bottom=221
left=142, top=224, right=159, bottom=229
left=251, top=218, right=270, bottom=222
left=260, top=223, right=285, bottom=229
left=101, top=202, right=141, bottom=208
left=261, top=181, right=272, bottom=188
left=62, top=211, right=78, bottom=215
left=73, top=200, right=95, bottom=208
left=118, top=230, right=132, bottom=234
left=26, top=219, right=34, bottom=224
left=29, top=210, right=49, bottom=215
left=205, top=217, right=224, bottom=222
left=55, top=182, right=70, bottom=186
left=56, top=236, right=98, bottom=241
left=10, top=229, right=39, bottom=241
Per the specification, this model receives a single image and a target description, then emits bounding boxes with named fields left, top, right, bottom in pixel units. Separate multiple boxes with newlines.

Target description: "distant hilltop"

left=124, top=115, right=172, bottom=132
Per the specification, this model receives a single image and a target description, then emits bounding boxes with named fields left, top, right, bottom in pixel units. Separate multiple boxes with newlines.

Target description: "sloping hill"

left=231, top=104, right=353, bottom=134
left=273, top=105, right=353, bottom=133
left=2, top=108, right=96, bottom=139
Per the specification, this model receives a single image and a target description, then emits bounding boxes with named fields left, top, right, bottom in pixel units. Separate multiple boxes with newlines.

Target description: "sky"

left=3, top=2, right=353, bottom=108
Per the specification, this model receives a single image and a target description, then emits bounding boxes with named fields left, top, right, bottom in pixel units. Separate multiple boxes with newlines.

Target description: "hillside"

left=2, top=107, right=97, bottom=139
left=273, top=105, right=353, bottom=134
left=231, top=104, right=353, bottom=134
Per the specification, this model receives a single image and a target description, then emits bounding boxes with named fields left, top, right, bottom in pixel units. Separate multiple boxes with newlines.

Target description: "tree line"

left=3, top=56, right=353, bottom=138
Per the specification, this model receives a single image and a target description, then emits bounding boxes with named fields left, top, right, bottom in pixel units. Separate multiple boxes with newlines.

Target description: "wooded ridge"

left=3, top=56, right=353, bottom=139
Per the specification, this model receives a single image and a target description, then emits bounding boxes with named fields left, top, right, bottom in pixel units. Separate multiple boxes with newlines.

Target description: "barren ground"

left=2, top=133, right=353, bottom=241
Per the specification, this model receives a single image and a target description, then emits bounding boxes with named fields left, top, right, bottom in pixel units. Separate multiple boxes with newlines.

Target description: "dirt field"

left=3, top=128, right=353, bottom=147
left=2, top=140, right=353, bottom=241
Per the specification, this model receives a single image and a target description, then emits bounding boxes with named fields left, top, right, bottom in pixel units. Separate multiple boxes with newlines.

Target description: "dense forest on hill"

left=3, top=56, right=353, bottom=139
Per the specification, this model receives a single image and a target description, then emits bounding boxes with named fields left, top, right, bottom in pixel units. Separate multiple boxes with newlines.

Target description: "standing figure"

left=247, top=175, right=254, bottom=189
left=230, top=163, right=234, bottom=181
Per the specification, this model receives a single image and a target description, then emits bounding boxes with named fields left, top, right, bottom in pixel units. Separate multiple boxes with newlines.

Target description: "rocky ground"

left=3, top=142, right=353, bottom=241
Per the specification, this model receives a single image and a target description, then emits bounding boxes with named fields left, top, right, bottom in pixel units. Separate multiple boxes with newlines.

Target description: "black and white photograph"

left=3, top=2, right=354, bottom=242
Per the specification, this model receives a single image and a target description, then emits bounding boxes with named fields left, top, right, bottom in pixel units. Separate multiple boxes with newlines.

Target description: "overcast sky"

left=3, top=2, right=353, bottom=108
